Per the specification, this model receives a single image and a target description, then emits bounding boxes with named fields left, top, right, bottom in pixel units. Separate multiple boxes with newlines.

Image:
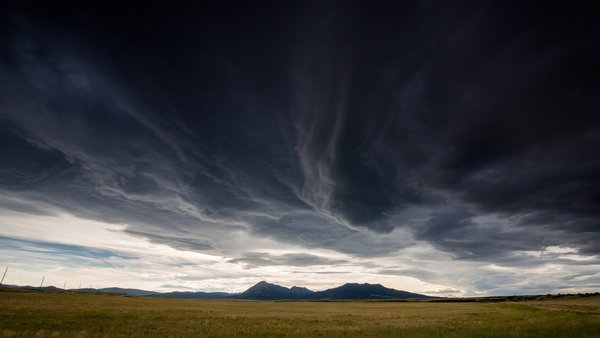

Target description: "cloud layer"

left=0, top=1, right=599, bottom=295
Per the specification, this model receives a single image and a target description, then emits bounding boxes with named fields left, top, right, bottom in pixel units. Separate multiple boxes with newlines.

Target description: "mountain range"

left=3, top=281, right=432, bottom=300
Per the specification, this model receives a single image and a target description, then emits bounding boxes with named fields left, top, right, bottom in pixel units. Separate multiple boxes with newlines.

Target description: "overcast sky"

left=1, top=1, right=599, bottom=296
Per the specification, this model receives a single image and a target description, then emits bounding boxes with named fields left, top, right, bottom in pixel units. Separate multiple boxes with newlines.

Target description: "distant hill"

left=77, top=287, right=159, bottom=296
left=236, top=281, right=430, bottom=300
left=237, top=281, right=314, bottom=300
left=307, top=283, right=431, bottom=300
left=289, top=286, right=313, bottom=297
left=4, top=282, right=432, bottom=300
left=20, top=285, right=63, bottom=292
left=1, top=285, right=64, bottom=292
left=150, top=291, right=231, bottom=299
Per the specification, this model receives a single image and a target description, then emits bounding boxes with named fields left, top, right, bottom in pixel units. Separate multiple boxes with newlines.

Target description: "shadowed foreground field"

left=1, top=289, right=600, bottom=337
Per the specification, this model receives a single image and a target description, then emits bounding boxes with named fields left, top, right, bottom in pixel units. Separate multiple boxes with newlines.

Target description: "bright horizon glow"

left=2, top=205, right=599, bottom=296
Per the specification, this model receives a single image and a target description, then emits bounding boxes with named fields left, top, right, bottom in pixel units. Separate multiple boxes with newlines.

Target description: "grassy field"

left=1, top=288, right=600, bottom=337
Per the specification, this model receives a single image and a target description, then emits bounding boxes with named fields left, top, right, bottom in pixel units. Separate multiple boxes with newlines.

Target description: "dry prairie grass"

left=1, top=289, right=599, bottom=337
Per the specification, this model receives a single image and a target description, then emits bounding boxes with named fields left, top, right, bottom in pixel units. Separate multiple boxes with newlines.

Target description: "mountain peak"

left=309, top=283, right=431, bottom=300
left=239, top=281, right=315, bottom=300
left=239, top=281, right=291, bottom=300
left=289, top=286, right=314, bottom=296
left=8, top=282, right=431, bottom=300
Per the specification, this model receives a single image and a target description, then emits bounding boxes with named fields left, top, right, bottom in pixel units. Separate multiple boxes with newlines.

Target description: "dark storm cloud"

left=0, top=194, right=55, bottom=216
left=247, top=213, right=409, bottom=256
left=296, top=271, right=350, bottom=275
left=375, top=268, right=436, bottom=281
left=228, top=252, right=348, bottom=269
left=124, top=230, right=214, bottom=251
left=1, top=0, right=599, bottom=272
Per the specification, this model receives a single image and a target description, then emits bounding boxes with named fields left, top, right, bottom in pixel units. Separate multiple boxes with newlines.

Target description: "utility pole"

left=0, top=266, right=7, bottom=286
left=39, top=275, right=45, bottom=289
left=63, top=280, right=67, bottom=290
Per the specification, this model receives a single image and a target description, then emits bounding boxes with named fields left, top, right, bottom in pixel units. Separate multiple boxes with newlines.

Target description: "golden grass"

left=1, top=289, right=599, bottom=337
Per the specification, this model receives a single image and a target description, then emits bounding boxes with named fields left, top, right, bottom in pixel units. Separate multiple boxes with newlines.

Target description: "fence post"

left=0, top=266, right=7, bottom=286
